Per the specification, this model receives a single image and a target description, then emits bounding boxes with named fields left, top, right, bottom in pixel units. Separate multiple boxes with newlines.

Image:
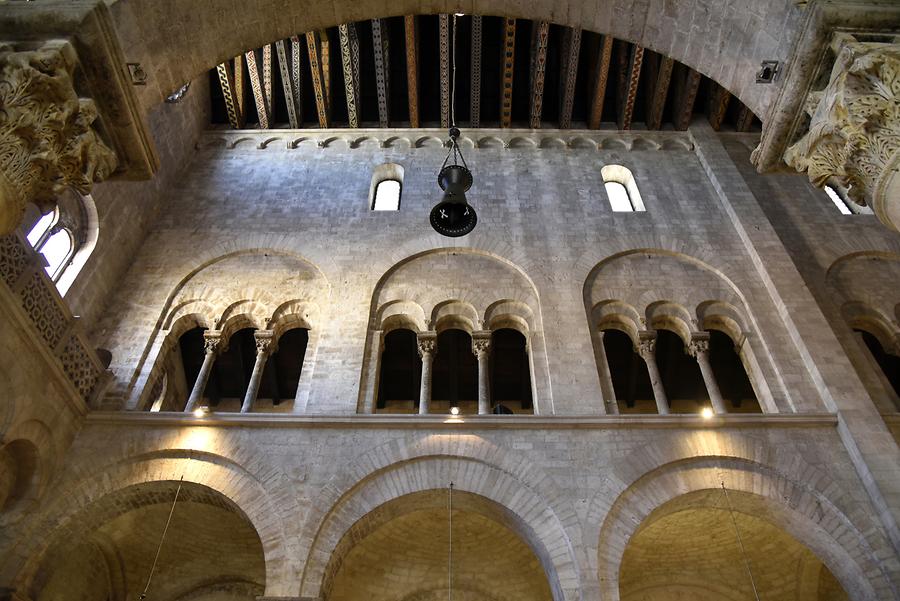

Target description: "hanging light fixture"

left=431, top=15, right=477, bottom=238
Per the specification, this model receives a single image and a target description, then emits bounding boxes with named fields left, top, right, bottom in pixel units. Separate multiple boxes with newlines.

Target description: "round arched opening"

left=619, top=489, right=849, bottom=601
left=324, top=490, right=555, bottom=601
left=32, top=480, right=266, bottom=601
left=0, top=439, right=39, bottom=513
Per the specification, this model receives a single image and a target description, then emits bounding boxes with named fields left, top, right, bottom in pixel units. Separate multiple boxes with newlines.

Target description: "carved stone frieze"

left=0, top=41, right=117, bottom=234
left=782, top=34, right=900, bottom=230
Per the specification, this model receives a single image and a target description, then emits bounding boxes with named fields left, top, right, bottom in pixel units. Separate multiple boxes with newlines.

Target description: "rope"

left=448, top=481, right=454, bottom=601
left=721, top=482, right=762, bottom=601
left=139, top=476, right=184, bottom=600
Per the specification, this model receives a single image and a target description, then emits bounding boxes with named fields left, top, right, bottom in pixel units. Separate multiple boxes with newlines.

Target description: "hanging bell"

left=430, top=164, right=477, bottom=237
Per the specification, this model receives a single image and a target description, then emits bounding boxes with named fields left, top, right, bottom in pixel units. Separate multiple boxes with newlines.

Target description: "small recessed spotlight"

left=454, top=12, right=465, bottom=17
left=450, top=407, right=460, bottom=416
left=193, top=406, right=210, bottom=418
left=701, top=407, right=714, bottom=420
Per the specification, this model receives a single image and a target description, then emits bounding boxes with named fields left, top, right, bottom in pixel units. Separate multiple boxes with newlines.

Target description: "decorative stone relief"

left=0, top=41, right=117, bottom=234
left=784, top=35, right=900, bottom=229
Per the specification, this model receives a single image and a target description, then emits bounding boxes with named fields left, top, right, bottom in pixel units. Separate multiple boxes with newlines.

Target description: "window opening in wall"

left=372, top=179, right=402, bottom=211
left=855, top=329, right=900, bottom=398
left=601, top=164, right=645, bottom=212
left=489, top=329, right=533, bottom=414
left=605, top=182, right=633, bottom=212
left=376, top=329, right=422, bottom=413
left=40, top=229, right=74, bottom=280
left=603, top=329, right=656, bottom=414
left=173, top=326, right=209, bottom=412
left=204, top=328, right=257, bottom=411
left=26, top=209, right=57, bottom=246
left=825, top=185, right=852, bottom=215
left=707, top=330, right=761, bottom=413
left=432, top=329, right=478, bottom=414
left=654, top=329, right=710, bottom=414
left=257, top=328, right=308, bottom=410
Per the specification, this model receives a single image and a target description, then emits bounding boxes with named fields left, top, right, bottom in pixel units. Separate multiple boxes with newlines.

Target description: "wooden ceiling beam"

left=674, top=68, right=701, bottom=130
left=529, top=20, right=550, bottom=129
left=405, top=16, right=420, bottom=128
left=500, top=18, right=516, bottom=128
left=439, top=14, right=451, bottom=128
left=262, top=44, right=273, bottom=114
left=646, top=55, right=674, bottom=130
left=372, top=18, right=391, bottom=127
left=587, top=34, right=613, bottom=129
left=339, top=23, right=362, bottom=127
left=618, top=44, right=644, bottom=130
left=276, top=39, right=302, bottom=128
left=470, top=15, right=483, bottom=128
left=245, top=48, right=271, bottom=128
left=233, top=56, right=246, bottom=127
left=216, top=60, right=243, bottom=129
left=558, top=26, right=582, bottom=129
left=708, top=82, right=731, bottom=131
left=306, top=31, right=331, bottom=128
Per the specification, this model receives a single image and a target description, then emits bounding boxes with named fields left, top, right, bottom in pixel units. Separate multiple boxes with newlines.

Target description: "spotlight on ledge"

left=700, top=407, right=714, bottom=420
left=450, top=406, right=460, bottom=416
left=193, top=406, right=211, bottom=418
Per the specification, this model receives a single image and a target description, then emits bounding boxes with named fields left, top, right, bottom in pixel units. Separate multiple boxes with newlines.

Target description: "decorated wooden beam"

left=500, top=18, right=516, bottom=128
left=306, top=31, right=331, bottom=128
left=245, top=48, right=271, bottom=128
left=372, top=18, right=391, bottom=127
left=587, top=34, right=613, bottom=129
left=290, top=36, right=303, bottom=123
left=276, top=40, right=301, bottom=128
left=233, top=56, right=246, bottom=128
left=262, top=44, right=273, bottom=114
left=216, top=60, right=243, bottom=129
left=558, top=26, right=581, bottom=129
left=439, top=14, right=451, bottom=128
left=528, top=20, right=550, bottom=129
left=614, top=41, right=629, bottom=121
left=708, top=82, right=732, bottom=131
left=618, top=44, right=644, bottom=130
left=405, top=16, right=420, bottom=128
left=646, top=55, right=674, bottom=130
left=470, top=15, right=483, bottom=128
left=339, top=23, right=362, bottom=127
left=736, top=104, right=755, bottom=132
left=674, top=67, right=701, bottom=130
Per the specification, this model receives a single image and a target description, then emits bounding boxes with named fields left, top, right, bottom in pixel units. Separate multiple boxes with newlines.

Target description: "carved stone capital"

left=472, top=337, right=491, bottom=357
left=254, top=331, right=276, bottom=355
left=0, top=41, right=118, bottom=234
left=784, top=35, right=900, bottom=230
left=202, top=332, right=223, bottom=355
left=636, top=331, right=657, bottom=357
left=417, top=333, right=437, bottom=358
left=688, top=339, right=709, bottom=357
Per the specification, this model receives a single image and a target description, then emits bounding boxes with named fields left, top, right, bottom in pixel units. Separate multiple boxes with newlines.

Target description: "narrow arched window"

left=373, top=179, right=401, bottom=211
left=489, top=329, right=533, bottom=414
left=655, top=329, right=708, bottom=414
left=432, top=329, right=478, bottom=414
left=855, top=329, right=900, bottom=398
left=41, top=228, right=75, bottom=281
left=26, top=208, right=57, bottom=247
left=601, top=165, right=645, bottom=212
left=602, top=329, right=656, bottom=413
left=376, top=329, right=422, bottom=413
left=706, top=330, right=761, bottom=413
left=257, top=328, right=309, bottom=410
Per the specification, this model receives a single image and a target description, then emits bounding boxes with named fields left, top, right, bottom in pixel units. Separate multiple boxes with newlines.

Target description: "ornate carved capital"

left=0, top=41, right=117, bottom=234
left=417, top=334, right=437, bottom=358
left=472, top=337, right=491, bottom=357
left=202, top=333, right=223, bottom=355
left=254, top=331, right=276, bottom=355
left=688, top=339, right=709, bottom=357
left=784, top=35, right=900, bottom=229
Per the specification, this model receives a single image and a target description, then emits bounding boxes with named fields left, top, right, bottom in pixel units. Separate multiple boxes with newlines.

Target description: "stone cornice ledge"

left=85, top=411, right=839, bottom=430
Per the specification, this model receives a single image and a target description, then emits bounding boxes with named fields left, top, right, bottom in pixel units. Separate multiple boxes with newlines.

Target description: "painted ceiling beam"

left=529, top=20, right=550, bottom=129
left=674, top=68, right=702, bottom=130
left=290, top=36, right=303, bottom=124
left=339, top=23, right=362, bottom=128
left=276, top=39, right=301, bottom=128
left=233, top=56, right=246, bottom=128
left=245, top=48, right=271, bottom=128
left=500, top=18, right=516, bottom=128
left=216, top=60, right=242, bottom=129
left=470, top=15, right=482, bottom=128
left=262, top=44, right=273, bottom=115
left=618, top=44, right=644, bottom=130
left=306, top=31, right=331, bottom=128
left=372, top=18, right=391, bottom=127
left=587, top=34, right=613, bottom=129
left=708, top=82, right=732, bottom=131
left=558, top=26, right=581, bottom=129
left=439, top=14, right=451, bottom=128
left=646, top=55, right=674, bottom=130
left=405, top=16, right=420, bottom=128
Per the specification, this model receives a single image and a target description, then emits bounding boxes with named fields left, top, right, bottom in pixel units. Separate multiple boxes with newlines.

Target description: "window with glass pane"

left=605, top=181, right=633, bottom=212
left=372, top=180, right=401, bottom=211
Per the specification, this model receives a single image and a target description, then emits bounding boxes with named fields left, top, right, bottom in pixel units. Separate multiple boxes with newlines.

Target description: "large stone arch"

left=298, top=434, right=585, bottom=600
left=5, top=449, right=295, bottom=599
left=594, top=455, right=899, bottom=601
left=113, top=0, right=798, bottom=117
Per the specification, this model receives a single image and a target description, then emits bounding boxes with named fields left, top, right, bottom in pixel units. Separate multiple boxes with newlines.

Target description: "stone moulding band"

left=197, top=128, right=708, bottom=152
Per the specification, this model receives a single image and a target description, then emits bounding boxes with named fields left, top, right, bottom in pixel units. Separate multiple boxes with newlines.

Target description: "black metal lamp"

left=431, top=126, right=476, bottom=237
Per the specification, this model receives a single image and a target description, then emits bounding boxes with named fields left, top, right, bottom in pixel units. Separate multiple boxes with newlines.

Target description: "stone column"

left=185, top=333, right=222, bottom=412
left=472, top=334, right=492, bottom=415
left=241, top=331, right=275, bottom=413
left=596, top=330, right=618, bottom=414
left=690, top=335, right=727, bottom=414
left=417, top=334, right=437, bottom=415
left=637, top=333, right=669, bottom=415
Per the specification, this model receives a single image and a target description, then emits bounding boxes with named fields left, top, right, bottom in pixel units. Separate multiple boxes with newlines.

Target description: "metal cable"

left=721, top=482, right=762, bottom=601
left=451, top=14, right=458, bottom=128
left=139, top=476, right=184, bottom=600
left=448, top=481, right=454, bottom=601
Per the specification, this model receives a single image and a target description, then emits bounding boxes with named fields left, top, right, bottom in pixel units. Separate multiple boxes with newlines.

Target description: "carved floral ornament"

left=0, top=40, right=117, bottom=235
left=784, top=34, right=900, bottom=228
